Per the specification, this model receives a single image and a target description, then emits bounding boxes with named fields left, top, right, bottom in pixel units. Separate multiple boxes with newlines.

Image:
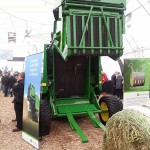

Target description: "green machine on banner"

left=22, top=53, right=43, bottom=149
left=124, top=58, right=150, bottom=108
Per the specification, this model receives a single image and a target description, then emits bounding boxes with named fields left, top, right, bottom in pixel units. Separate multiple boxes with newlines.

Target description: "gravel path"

left=0, top=92, right=103, bottom=150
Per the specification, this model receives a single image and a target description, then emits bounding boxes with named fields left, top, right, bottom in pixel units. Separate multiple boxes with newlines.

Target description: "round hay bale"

left=103, top=106, right=150, bottom=150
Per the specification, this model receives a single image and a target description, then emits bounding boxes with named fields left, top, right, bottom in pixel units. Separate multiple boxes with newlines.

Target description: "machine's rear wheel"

left=99, top=95, right=123, bottom=125
left=39, top=99, right=51, bottom=137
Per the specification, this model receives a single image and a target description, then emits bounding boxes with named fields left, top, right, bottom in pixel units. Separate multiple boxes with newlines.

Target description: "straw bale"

left=103, top=107, right=150, bottom=150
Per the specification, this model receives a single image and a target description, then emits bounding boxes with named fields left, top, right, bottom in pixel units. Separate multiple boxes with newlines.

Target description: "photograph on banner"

left=124, top=58, right=150, bottom=108
left=22, top=52, right=43, bottom=149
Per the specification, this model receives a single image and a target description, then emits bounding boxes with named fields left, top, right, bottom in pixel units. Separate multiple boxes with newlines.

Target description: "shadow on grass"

left=23, top=99, right=39, bottom=139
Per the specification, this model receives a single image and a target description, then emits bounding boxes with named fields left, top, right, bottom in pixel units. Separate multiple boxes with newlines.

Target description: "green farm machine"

left=27, top=83, right=40, bottom=122
left=39, top=0, right=126, bottom=142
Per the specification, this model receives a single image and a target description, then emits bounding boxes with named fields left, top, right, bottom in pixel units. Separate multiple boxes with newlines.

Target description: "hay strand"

left=103, top=107, right=150, bottom=150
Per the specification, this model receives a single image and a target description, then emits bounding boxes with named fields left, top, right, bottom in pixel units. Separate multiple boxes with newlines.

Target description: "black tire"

left=39, top=99, right=51, bottom=137
left=99, top=95, right=123, bottom=125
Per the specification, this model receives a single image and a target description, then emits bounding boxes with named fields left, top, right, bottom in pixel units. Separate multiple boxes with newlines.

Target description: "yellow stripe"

left=41, top=83, right=47, bottom=86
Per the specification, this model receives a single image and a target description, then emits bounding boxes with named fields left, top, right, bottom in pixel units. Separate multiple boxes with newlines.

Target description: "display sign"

left=8, top=32, right=16, bottom=43
left=22, top=52, right=43, bottom=149
left=124, top=58, right=150, bottom=108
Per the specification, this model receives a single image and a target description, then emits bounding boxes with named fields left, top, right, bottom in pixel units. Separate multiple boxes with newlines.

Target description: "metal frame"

left=53, top=2, right=125, bottom=60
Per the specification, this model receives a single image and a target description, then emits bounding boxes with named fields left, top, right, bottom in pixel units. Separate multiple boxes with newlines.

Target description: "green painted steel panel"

left=52, top=0, right=126, bottom=59
left=55, top=98, right=89, bottom=106
left=63, top=8, right=125, bottom=59
left=67, top=112, right=88, bottom=143
left=57, top=104, right=98, bottom=114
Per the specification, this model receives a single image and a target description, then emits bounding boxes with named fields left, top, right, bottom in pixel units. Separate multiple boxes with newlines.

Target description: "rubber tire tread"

left=39, top=99, right=51, bottom=137
left=99, top=95, right=123, bottom=125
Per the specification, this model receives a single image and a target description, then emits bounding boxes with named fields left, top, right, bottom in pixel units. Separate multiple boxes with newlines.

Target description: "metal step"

left=57, top=103, right=98, bottom=114
left=55, top=98, right=89, bottom=106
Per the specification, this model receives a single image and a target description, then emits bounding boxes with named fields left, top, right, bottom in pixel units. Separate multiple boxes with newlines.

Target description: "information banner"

left=22, top=52, right=43, bottom=149
left=124, top=58, right=150, bottom=108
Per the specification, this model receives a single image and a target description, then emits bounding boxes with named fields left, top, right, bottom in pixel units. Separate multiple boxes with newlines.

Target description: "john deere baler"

left=40, top=0, right=126, bottom=142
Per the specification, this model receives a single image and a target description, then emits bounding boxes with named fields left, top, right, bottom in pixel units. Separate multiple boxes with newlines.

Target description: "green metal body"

left=41, top=0, right=126, bottom=142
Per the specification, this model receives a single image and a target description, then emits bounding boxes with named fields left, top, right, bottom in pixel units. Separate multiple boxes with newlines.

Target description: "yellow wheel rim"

left=100, top=102, right=109, bottom=122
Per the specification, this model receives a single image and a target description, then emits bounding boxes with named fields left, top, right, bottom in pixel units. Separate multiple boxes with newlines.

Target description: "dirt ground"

left=0, top=92, right=103, bottom=150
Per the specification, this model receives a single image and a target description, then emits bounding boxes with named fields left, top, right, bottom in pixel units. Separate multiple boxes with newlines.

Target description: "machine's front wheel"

left=39, top=99, right=51, bottom=137
left=99, top=95, right=123, bottom=125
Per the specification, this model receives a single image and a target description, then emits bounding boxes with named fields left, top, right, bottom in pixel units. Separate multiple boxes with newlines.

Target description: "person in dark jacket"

left=12, top=72, right=25, bottom=132
left=3, top=72, right=10, bottom=97
left=111, top=71, right=118, bottom=95
left=116, top=72, right=124, bottom=99
left=9, top=73, right=17, bottom=97
left=1, top=74, right=5, bottom=93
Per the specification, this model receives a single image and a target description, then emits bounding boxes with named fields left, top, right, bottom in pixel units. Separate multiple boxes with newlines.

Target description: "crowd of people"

left=0, top=69, right=123, bottom=133
left=101, top=70, right=124, bottom=99
left=0, top=71, right=18, bottom=97
left=0, top=71, right=25, bottom=132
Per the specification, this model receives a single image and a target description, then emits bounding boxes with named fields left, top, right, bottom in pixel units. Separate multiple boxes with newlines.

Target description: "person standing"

left=116, top=72, right=124, bottom=99
left=3, top=72, right=10, bottom=97
left=101, top=71, right=108, bottom=83
left=9, top=72, right=17, bottom=97
left=111, top=71, right=118, bottom=95
left=1, top=74, right=5, bottom=93
left=101, top=71, right=108, bottom=93
left=0, top=73, right=2, bottom=92
left=12, top=72, right=25, bottom=132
